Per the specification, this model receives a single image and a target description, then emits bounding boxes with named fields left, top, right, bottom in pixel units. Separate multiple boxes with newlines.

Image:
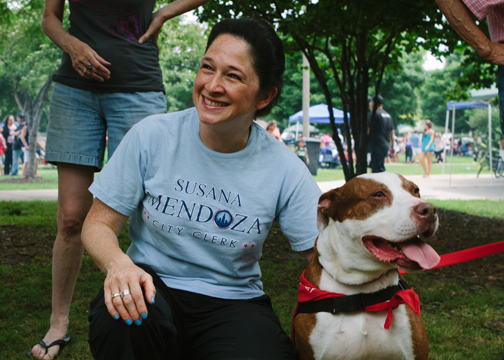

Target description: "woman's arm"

left=42, top=0, right=111, bottom=81
left=138, top=0, right=210, bottom=44
left=427, top=130, right=435, bottom=148
left=82, top=199, right=156, bottom=324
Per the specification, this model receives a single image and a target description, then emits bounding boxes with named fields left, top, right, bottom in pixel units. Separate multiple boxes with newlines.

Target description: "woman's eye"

left=373, top=191, right=384, bottom=197
left=229, top=73, right=241, bottom=81
left=201, top=64, right=212, bottom=70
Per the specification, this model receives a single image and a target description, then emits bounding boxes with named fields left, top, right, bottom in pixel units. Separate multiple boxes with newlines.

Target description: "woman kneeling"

left=82, top=17, right=321, bottom=360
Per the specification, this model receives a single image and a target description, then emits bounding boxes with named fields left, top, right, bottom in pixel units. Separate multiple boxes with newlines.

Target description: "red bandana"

left=295, top=270, right=420, bottom=330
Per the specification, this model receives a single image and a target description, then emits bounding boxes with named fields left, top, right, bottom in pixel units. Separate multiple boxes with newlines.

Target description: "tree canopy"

left=198, top=0, right=450, bottom=180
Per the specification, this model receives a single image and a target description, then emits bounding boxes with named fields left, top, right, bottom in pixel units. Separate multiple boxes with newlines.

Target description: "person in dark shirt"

left=28, top=0, right=209, bottom=358
left=367, top=95, right=394, bottom=173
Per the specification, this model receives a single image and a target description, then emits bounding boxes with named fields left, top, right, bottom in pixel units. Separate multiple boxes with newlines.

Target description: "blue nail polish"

left=126, top=319, right=132, bottom=326
left=141, top=313, right=147, bottom=319
left=135, top=320, right=142, bottom=326
left=114, top=315, right=119, bottom=320
left=151, top=297, right=155, bottom=304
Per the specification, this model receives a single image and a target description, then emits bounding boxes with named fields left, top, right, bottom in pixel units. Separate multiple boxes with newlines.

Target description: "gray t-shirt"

left=90, top=108, right=321, bottom=299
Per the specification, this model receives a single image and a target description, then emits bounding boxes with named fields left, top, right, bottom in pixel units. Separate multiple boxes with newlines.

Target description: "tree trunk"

left=24, top=76, right=53, bottom=179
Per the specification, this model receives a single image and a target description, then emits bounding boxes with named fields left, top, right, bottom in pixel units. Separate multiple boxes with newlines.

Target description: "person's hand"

left=66, top=36, right=111, bottom=82
left=482, top=42, right=504, bottom=66
left=104, top=261, right=156, bottom=325
left=138, top=9, right=165, bottom=45
left=24, top=145, right=29, bottom=151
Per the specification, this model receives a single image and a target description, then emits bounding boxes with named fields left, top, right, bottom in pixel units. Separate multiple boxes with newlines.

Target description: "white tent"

left=444, top=85, right=498, bottom=185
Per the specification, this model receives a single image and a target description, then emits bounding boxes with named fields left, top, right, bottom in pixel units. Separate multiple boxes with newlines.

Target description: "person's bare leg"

left=418, top=153, right=427, bottom=176
left=30, top=163, right=94, bottom=359
left=21, top=161, right=28, bottom=178
left=426, top=153, right=433, bottom=177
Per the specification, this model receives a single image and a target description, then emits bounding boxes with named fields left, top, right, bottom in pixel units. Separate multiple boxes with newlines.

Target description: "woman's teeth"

left=204, top=97, right=228, bottom=107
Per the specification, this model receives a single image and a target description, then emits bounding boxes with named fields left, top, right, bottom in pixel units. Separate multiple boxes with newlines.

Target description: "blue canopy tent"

left=444, top=86, right=498, bottom=185
left=289, top=103, right=349, bottom=124
left=288, top=103, right=350, bottom=139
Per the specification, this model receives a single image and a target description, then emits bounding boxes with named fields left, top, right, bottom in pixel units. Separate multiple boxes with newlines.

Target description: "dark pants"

left=498, top=66, right=504, bottom=135
left=88, top=264, right=298, bottom=360
left=3, top=145, right=12, bottom=175
left=405, top=147, right=412, bottom=163
left=370, top=149, right=388, bottom=173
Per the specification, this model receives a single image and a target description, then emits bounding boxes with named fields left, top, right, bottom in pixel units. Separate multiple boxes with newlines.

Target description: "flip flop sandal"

left=26, top=335, right=71, bottom=359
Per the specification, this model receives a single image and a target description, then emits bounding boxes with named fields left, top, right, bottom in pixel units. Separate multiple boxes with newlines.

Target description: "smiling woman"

left=81, top=17, right=322, bottom=360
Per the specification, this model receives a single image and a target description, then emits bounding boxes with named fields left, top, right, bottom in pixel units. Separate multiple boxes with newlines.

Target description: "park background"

left=1, top=0, right=504, bottom=359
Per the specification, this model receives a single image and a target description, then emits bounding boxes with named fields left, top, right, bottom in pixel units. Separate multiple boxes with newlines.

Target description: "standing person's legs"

left=370, top=150, right=386, bottom=173
left=11, top=148, right=21, bottom=176
left=418, top=152, right=427, bottom=176
left=29, top=164, right=95, bottom=359
left=426, top=152, right=433, bottom=177
left=4, top=148, right=11, bottom=175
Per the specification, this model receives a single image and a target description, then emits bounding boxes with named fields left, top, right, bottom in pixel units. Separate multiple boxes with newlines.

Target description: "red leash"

left=399, top=240, right=504, bottom=274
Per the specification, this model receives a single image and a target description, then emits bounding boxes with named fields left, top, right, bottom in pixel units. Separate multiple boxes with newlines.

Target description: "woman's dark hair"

left=3, top=114, right=13, bottom=125
left=206, top=17, right=285, bottom=118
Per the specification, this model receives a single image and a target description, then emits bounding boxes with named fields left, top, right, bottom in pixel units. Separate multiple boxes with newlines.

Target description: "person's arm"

left=305, top=148, right=310, bottom=164
left=0, top=135, right=6, bottom=150
left=41, top=0, right=111, bottom=81
left=20, top=126, right=29, bottom=149
left=138, top=0, right=210, bottom=44
left=81, top=199, right=156, bottom=324
left=427, top=129, right=435, bottom=148
left=390, top=129, right=395, bottom=151
left=435, top=0, right=504, bottom=65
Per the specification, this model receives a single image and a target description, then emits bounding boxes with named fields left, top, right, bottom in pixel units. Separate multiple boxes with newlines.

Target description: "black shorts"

left=88, top=264, right=298, bottom=360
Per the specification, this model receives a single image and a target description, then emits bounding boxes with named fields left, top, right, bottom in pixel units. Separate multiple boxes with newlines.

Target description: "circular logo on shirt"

left=213, top=209, right=234, bottom=229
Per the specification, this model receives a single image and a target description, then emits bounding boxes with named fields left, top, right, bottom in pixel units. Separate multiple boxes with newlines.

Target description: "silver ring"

left=111, top=293, right=121, bottom=299
left=120, top=289, right=131, bottom=298
left=83, top=68, right=88, bottom=74
left=87, top=64, right=93, bottom=70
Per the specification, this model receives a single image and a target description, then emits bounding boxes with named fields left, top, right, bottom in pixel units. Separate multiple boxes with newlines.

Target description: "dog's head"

left=317, top=172, right=440, bottom=275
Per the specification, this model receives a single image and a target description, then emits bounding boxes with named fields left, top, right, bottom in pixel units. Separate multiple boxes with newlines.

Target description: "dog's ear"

left=317, top=188, right=340, bottom=231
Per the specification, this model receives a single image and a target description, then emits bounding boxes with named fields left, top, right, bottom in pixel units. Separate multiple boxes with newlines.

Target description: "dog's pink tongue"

left=400, top=238, right=440, bottom=270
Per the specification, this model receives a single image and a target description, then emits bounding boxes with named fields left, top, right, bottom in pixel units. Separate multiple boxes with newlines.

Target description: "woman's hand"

left=104, top=260, right=156, bottom=325
left=82, top=199, right=154, bottom=324
left=138, top=8, right=165, bottom=44
left=138, top=0, right=210, bottom=45
left=66, top=36, right=111, bottom=82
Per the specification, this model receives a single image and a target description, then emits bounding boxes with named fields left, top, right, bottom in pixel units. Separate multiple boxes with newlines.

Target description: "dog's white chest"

left=309, top=304, right=415, bottom=360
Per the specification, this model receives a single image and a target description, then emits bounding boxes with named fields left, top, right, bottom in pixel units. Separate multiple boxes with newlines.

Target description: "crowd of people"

left=0, top=112, right=45, bottom=178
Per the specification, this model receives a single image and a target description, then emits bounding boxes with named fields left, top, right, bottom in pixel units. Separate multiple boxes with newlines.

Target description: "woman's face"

left=7, top=116, right=14, bottom=126
left=193, top=34, right=275, bottom=130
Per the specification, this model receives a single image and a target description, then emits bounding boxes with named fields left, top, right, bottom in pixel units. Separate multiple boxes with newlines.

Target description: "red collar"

left=291, top=270, right=421, bottom=345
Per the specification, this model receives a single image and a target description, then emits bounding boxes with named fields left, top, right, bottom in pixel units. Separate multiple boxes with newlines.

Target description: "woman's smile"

left=202, top=95, right=229, bottom=108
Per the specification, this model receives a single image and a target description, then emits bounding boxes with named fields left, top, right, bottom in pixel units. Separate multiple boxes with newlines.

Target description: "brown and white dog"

left=293, top=172, right=440, bottom=360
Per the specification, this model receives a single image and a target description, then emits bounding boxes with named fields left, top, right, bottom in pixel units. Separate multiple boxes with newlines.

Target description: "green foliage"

left=197, top=0, right=450, bottom=179
left=371, top=51, right=426, bottom=127
left=157, top=17, right=208, bottom=113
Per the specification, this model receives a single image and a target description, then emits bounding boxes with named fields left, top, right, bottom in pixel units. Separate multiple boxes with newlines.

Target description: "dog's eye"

left=414, top=188, right=419, bottom=194
left=373, top=191, right=384, bottom=197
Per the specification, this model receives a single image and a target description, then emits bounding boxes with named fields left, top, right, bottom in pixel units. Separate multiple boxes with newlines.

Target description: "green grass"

left=0, top=155, right=488, bottom=190
left=313, top=154, right=487, bottom=182
left=1, top=198, right=504, bottom=359
left=0, top=167, right=59, bottom=190
left=428, top=199, right=504, bottom=218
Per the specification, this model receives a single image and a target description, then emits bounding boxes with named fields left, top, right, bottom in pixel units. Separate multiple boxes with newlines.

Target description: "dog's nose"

left=414, top=202, right=437, bottom=222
